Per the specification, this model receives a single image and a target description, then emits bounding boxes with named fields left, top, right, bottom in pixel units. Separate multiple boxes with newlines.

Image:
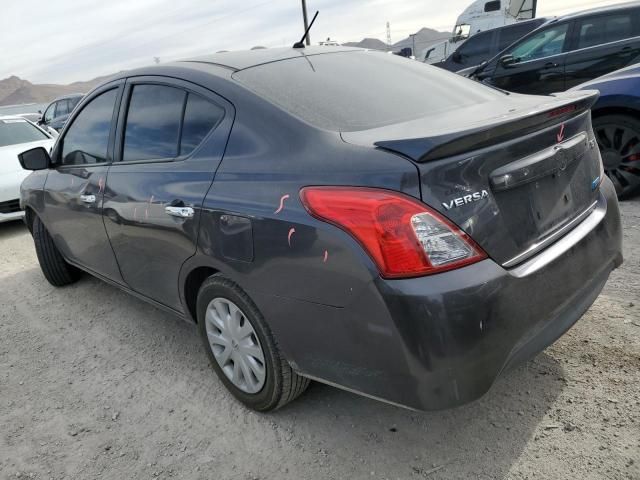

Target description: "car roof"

left=180, top=46, right=364, bottom=72
left=51, top=93, right=84, bottom=102
left=555, top=1, right=640, bottom=21
left=460, top=16, right=549, bottom=39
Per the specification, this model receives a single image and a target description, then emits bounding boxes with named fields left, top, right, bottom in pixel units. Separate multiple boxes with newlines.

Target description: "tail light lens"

left=300, top=187, right=487, bottom=279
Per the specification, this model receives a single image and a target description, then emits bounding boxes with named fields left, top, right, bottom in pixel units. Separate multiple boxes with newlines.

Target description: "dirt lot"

left=0, top=199, right=638, bottom=480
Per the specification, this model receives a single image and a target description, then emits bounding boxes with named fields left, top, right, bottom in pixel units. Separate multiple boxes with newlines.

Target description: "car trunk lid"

left=341, top=90, right=603, bottom=267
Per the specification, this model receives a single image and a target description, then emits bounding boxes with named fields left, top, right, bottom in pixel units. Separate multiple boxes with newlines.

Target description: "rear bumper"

left=256, top=177, right=622, bottom=411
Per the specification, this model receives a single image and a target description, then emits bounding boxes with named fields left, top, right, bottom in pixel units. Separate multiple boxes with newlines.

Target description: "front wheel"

left=593, top=114, right=640, bottom=199
left=32, top=216, right=81, bottom=287
left=196, top=275, right=309, bottom=411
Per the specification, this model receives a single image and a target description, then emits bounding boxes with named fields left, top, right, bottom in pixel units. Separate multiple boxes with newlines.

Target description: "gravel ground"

left=1, top=198, right=639, bottom=480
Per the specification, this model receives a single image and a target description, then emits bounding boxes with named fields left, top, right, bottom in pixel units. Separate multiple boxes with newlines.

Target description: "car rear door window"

left=61, top=89, right=118, bottom=165
left=576, top=14, right=633, bottom=50
left=179, top=93, right=224, bottom=156
left=123, top=85, right=185, bottom=162
left=508, top=23, right=569, bottom=62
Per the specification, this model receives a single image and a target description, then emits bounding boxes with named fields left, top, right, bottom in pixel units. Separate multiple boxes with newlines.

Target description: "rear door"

left=42, top=82, right=124, bottom=282
left=564, top=9, right=640, bottom=90
left=102, top=77, right=233, bottom=312
left=484, top=21, right=570, bottom=94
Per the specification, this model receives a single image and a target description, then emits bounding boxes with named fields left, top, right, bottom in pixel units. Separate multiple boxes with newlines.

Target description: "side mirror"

left=499, top=55, right=516, bottom=68
left=18, top=147, right=52, bottom=171
left=451, top=51, right=462, bottom=63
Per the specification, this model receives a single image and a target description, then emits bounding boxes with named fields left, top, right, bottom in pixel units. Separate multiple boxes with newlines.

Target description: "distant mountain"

left=342, top=27, right=449, bottom=55
left=0, top=74, right=116, bottom=107
left=393, top=27, right=450, bottom=54
left=342, top=38, right=390, bottom=51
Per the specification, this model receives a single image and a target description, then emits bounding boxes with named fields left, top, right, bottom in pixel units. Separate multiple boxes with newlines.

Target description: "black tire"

left=32, top=216, right=81, bottom=287
left=196, top=275, right=309, bottom=411
left=592, top=114, right=640, bottom=199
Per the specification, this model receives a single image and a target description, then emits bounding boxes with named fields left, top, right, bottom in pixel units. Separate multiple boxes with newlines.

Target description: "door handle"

left=80, top=194, right=96, bottom=204
left=543, top=62, right=559, bottom=69
left=165, top=206, right=194, bottom=218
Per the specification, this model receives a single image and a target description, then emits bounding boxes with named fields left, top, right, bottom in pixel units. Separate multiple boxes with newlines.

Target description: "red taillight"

left=299, top=187, right=487, bottom=279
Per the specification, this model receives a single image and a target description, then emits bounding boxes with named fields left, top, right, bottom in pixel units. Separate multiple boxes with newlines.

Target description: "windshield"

left=0, top=119, right=49, bottom=147
left=234, top=51, right=503, bottom=132
left=453, top=24, right=471, bottom=41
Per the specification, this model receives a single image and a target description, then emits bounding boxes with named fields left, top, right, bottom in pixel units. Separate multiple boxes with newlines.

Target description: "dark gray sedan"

left=19, top=47, right=623, bottom=411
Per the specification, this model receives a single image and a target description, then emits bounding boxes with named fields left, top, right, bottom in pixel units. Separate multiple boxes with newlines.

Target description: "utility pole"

left=386, top=21, right=392, bottom=50
left=410, top=33, right=416, bottom=57
left=301, top=0, right=311, bottom=46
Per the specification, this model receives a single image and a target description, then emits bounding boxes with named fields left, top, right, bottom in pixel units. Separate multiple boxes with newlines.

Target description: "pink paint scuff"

left=323, top=250, right=328, bottom=263
left=287, top=228, right=295, bottom=247
left=274, top=194, right=290, bottom=214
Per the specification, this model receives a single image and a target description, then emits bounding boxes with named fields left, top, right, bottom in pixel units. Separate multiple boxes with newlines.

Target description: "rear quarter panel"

left=184, top=94, right=421, bottom=310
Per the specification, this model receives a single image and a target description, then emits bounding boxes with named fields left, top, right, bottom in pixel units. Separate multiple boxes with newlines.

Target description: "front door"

left=484, top=21, right=570, bottom=95
left=102, top=77, right=232, bottom=311
left=42, top=83, right=123, bottom=282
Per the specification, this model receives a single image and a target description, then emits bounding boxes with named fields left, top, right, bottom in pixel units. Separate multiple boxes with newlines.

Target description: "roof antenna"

left=293, top=10, right=319, bottom=49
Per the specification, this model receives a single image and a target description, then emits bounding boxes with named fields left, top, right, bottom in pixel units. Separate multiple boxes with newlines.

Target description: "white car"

left=0, top=117, right=55, bottom=223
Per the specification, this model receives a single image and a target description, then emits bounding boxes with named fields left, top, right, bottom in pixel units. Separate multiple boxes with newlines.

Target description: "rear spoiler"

left=372, top=91, right=599, bottom=163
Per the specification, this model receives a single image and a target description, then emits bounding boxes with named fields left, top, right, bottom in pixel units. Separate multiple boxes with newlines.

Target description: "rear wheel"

left=593, top=114, right=640, bottom=199
left=32, top=216, right=81, bottom=286
left=196, top=275, right=309, bottom=411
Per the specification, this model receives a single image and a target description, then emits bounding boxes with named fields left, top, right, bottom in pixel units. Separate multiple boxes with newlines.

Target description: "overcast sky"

left=0, top=0, right=626, bottom=84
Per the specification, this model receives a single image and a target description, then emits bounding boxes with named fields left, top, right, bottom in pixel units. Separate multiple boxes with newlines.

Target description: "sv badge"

left=442, top=190, right=489, bottom=211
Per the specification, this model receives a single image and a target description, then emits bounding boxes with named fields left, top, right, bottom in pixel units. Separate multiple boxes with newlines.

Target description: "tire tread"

left=33, top=216, right=79, bottom=287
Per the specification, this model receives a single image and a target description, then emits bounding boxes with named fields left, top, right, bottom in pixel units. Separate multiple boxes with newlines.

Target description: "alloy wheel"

left=594, top=121, right=640, bottom=197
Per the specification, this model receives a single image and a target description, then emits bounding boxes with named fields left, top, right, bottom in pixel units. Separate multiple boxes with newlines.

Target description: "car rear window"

left=0, top=119, right=48, bottom=147
left=233, top=51, right=503, bottom=132
left=577, top=14, right=634, bottom=50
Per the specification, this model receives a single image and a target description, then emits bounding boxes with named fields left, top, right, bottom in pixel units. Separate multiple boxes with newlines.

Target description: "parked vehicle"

left=423, top=0, right=537, bottom=64
left=572, top=63, right=640, bottom=198
left=434, top=17, right=547, bottom=72
left=467, top=2, right=640, bottom=95
left=38, top=93, right=83, bottom=132
left=19, top=47, right=622, bottom=412
left=0, top=117, right=54, bottom=223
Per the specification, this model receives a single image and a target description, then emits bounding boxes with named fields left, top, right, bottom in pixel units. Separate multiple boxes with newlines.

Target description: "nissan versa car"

left=19, top=47, right=623, bottom=412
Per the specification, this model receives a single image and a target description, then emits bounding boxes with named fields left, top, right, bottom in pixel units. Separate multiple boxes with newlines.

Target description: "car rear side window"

left=234, top=51, right=502, bottom=132
left=61, top=89, right=118, bottom=165
left=123, top=85, right=186, bottom=161
left=180, top=93, right=224, bottom=156
left=576, top=14, right=633, bottom=50
left=0, top=119, right=48, bottom=147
